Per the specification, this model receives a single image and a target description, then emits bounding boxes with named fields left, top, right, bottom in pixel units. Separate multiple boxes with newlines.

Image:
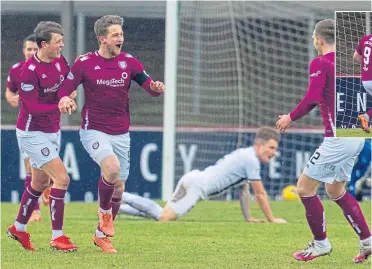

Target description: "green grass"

left=1, top=201, right=371, bottom=269
left=336, top=128, right=372, bottom=137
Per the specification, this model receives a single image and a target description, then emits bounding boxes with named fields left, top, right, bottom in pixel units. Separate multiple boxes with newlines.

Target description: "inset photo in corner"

left=336, top=11, right=372, bottom=137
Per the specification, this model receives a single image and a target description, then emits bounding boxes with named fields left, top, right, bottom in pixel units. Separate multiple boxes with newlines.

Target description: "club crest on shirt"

left=118, top=61, right=127, bottom=70
left=55, top=62, right=61, bottom=72
left=41, top=147, right=50, bottom=156
left=28, top=64, right=36, bottom=71
left=92, top=141, right=100, bottom=149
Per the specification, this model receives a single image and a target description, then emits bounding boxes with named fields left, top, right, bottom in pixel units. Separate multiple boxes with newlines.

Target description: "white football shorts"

left=16, top=128, right=61, bottom=169
left=79, top=129, right=130, bottom=180
left=303, top=138, right=365, bottom=184
left=167, top=170, right=203, bottom=218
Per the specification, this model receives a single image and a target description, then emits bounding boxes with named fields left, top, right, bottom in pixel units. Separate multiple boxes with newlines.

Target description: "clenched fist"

left=150, top=80, right=166, bottom=93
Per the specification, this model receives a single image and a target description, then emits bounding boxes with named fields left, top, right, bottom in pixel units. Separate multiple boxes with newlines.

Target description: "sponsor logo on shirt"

left=310, top=70, right=321, bottom=77
left=96, top=72, right=128, bottom=87
left=44, top=75, right=65, bottom=93
left=44, top=83, right=61, bottom=93
left=21, top=83, right=34, bottom=92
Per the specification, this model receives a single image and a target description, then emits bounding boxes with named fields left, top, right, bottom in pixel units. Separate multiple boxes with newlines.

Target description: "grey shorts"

left=167, top=170, right=202, bottom=218
left=18, top=130, right=61, bottom=160
left=16, top=128, right=61, bottom=169
left=303, top=138, right=365, bottom=184
left=79, top=129, right=130, bottom=180
left=19, top=145, right=29, bottom=160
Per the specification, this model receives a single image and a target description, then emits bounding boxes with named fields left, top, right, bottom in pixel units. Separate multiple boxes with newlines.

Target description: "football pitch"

left=1, top=201, right=371, bottom=269
left=336, top=128, right=372, bottom=137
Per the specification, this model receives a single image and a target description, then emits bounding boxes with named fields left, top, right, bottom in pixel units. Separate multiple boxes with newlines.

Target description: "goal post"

left=162, top=0, right=179, bottom=201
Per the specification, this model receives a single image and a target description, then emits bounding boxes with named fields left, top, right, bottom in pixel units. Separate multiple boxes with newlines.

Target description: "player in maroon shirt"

left=58, top=15, right=165, bottom=253
left=5, top=34, right=44, bottom=222
left=277, top=19, right=371, bottom=263
left=354, top=34, right=372, bottom=133
left=6, top=34, right=38, bottom=107
left=7, top=21, right=78, bottom=253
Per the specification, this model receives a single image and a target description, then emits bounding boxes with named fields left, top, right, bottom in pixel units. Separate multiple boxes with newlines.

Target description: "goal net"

left=173, top=1, right=370, bottom=199
left=336, top=11, right=372, bottom=130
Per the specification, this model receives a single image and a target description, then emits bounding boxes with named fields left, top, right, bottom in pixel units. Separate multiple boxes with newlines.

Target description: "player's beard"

left=108, top=45, right=120, bottom=57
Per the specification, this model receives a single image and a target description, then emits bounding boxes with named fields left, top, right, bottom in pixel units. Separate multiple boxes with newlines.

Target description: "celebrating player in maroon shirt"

left=277, top=19, right=371, bottom=263
left=7, top=21, right=78, bottom=253
left=58, top=15, right=165, bottom=253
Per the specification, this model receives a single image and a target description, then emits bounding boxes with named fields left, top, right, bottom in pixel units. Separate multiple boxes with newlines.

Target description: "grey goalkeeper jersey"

left=195, top=146, right=261, bottom=199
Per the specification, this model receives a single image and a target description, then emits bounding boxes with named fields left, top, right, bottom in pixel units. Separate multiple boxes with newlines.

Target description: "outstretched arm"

left=131, top=57, right=166, bottom=96
left=276, top=57, right=326, bottom=131
left=250, top=181, right=287, bottom=224
left=239, top=182, right=265, bottom=223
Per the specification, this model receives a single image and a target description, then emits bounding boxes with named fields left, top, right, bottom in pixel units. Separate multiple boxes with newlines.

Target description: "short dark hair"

left=23, top=34, right=36, bottom=47
left=94, top=15, right=123, bottom=38
left=254, top=127, right=281, bottom=145
left=33, top=21, right=64, bottom=48
left=314, top=19, right=335, bottom=45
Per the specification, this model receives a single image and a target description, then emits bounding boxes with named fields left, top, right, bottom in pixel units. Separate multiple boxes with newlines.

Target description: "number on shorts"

left=309, top=151, right=320, bottom=165
left=364, top=46, right=371, bottom=65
